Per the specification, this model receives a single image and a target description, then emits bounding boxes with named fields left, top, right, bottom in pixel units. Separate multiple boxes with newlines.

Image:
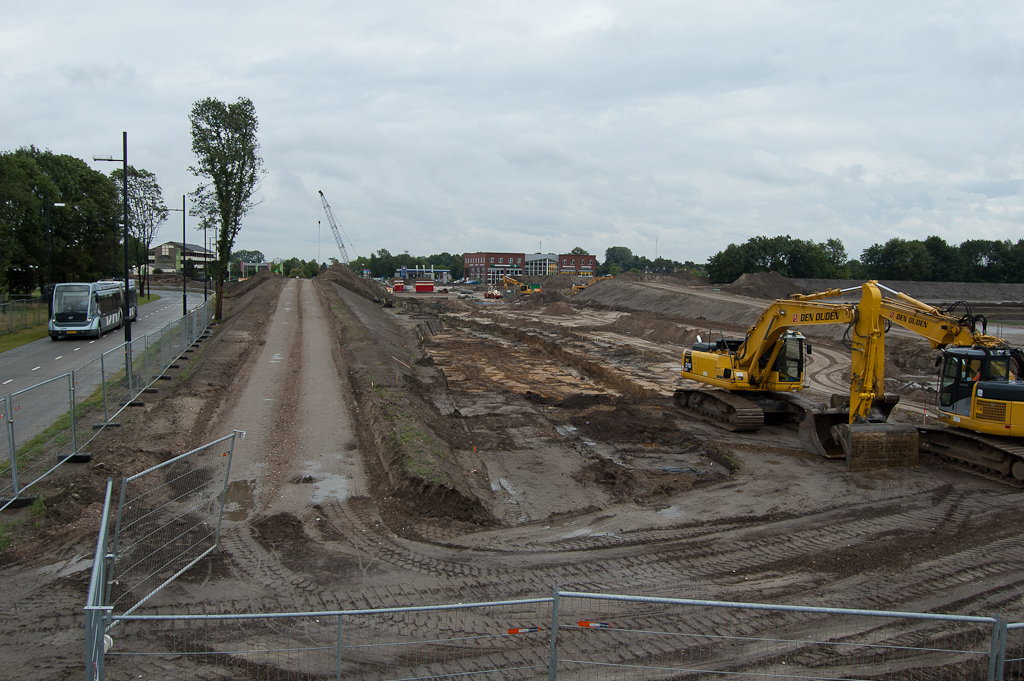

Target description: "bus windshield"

left=54, top=285, right=91, bottom=314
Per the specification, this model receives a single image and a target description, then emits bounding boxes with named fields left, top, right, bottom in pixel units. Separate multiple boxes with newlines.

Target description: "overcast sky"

left=3, top=1, right=1022, bottom=266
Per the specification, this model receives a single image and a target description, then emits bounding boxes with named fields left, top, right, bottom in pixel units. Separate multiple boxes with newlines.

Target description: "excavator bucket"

left=830, top=422, right=920, bottom=472
left=797, top=408, right=849, bottom=459
left=791, top=393, right=920, bottom=470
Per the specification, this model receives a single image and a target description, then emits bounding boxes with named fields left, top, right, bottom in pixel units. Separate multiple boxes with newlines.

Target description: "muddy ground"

left=3, top=268, right=1024, bottom=679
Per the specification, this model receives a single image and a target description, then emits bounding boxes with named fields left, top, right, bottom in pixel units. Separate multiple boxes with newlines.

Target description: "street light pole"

left=93, top=132, right=133, bottom=363
left=203, top=222, right=209, bottom=302
left=167, top=195, right=188, bottom=316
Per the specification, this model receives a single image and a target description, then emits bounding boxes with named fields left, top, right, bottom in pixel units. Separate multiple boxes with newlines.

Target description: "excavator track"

left=918, top=425, right=1024, bottom=482
left=673, top=389, right=764, bottom=431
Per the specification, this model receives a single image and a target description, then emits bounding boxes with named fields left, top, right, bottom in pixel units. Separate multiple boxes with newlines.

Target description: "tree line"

left=348, top=246, right=696, bottom=280
left=0, top=146, right=124, bottom=297
left=706, top=235, right=1024, bottom=285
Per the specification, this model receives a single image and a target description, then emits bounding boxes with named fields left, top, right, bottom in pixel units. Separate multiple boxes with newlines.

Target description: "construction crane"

left=318, top=190, right=357, bottom=265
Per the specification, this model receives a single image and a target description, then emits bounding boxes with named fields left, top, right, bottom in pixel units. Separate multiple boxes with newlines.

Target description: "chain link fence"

left=0, top=298, right=214, bottom=510
left=0, top=296, right=47, bottom=335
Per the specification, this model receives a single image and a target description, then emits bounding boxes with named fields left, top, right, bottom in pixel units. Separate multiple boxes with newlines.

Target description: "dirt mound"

left=223, top=269, right=276, bottom=298
left=604, top=311, right=698, bottom=346
left=542, top=302, right=577, bottom=316
left=722, top=271, right=807, bottom=300
left=317, top=263, right=390, bottom=302
left=573, top=458, right=714, bottom=503
left=541, top=275, right=578, bottom=291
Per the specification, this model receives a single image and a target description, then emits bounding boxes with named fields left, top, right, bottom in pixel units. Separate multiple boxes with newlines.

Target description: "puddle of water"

left=311, top=473, right=351, bottom=504
left=563, top=528, right=593, bottom=539
left=490, top=478, right=522, bottom=506
left=223, top=479, right=256, bottom=521
left=297, top=461, right=352, bottom=503
left=657, top=505, right=685, bottom=519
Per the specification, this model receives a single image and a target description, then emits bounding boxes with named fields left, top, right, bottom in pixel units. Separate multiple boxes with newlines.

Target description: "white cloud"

left=2, top=0, right=1023, bottom=267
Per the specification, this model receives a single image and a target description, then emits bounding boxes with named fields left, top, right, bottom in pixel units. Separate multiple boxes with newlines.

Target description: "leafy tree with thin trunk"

left=110, top=166, right=167, bottom=297
left=188, top=96, right=265, bottom=319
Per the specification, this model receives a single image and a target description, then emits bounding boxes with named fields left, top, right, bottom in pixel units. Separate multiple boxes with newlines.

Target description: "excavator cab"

left=936, top=347, right=1024, bottom=436
left=764, top=332, right=804, bottom=385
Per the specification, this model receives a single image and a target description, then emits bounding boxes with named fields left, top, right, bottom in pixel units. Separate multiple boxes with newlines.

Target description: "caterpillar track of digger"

left=676, top=281, right=1024, bottom=475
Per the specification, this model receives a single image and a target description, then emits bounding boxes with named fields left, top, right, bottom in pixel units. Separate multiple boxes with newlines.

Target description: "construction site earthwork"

left=4, top=266, right=1024, bottom=679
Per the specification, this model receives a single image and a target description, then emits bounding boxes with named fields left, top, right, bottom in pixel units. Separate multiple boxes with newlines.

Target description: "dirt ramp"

left=223, top=269, right=277, bottom=298
left=318, top=263, right=390, bottom=302
left=722, top=271, right=807, bottom=300
left=603, top=311, right=697, bottom=346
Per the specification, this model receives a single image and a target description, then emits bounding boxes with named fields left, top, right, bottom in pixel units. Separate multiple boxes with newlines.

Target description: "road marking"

left=2, top=379, right=12, bottom=385
left=32, top=366, right=41, bottom=371
left=55, top=356, right=63, bottom=360
left=74, top=347, right=81, bottom=351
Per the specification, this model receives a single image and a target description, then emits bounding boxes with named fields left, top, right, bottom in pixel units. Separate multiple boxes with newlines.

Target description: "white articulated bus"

left=48, top=280, right=138, bottom=340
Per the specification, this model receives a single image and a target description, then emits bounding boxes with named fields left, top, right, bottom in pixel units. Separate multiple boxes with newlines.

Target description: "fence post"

left=69, top=371, right=78, bottom=455
left=99, top=354, right=109, bottom=424
left=4, top=394, right=20, bottom=501
left=990, top=613, right=1004, bottom=681
left=996, top=616, right=1008, bottom=681
left=213, top=431, right=242, bottom=549
left=336, top=614, right=343, bottom=681
left=548, top=585, right=560, bottom=681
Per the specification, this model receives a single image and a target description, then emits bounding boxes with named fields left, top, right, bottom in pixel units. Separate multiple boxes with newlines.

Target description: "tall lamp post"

left=92, top=132, right=132, bottom=348
left=166, top=195, right=187, bottom=316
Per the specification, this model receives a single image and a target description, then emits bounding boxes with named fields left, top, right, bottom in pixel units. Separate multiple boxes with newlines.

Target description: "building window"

left=490, top=257, right=494, bottom=263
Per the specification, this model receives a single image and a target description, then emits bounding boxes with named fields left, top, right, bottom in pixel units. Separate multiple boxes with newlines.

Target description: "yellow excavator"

left=501, top=275, right=542, bottom=295
left=573, top=275, right=614, bottom=292
left=676, top=280, right=1024, bottom=476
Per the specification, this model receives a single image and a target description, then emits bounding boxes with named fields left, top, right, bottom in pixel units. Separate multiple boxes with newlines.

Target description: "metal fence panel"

left=0, top=296, right=46, bottom=335
left=105, top=599, right=553, bottom=681
left=555, top=592, right=999, bottom=681
left=128, top=336, right=149, bottom=398
left=107, top=432, right=240, bottom=617
left=100, top=344, right=133, bottom=421
left=5, top=374, right=76, bottom=500
left=72, top=353, right=111, bottom=456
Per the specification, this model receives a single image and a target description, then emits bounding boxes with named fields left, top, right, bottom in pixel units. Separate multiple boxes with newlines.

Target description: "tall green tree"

left=861, top=238, right=933, bottom=281
left=110, top=166, right=167, bottom=296
left=0, top=147, right=119, bottom=296
left=188, top=96, right=265, bottom=318
left=604, top=246, right=634, bottom=268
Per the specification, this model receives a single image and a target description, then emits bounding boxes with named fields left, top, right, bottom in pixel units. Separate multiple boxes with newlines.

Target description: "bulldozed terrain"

left=3, top=267, right=1024, bottom=679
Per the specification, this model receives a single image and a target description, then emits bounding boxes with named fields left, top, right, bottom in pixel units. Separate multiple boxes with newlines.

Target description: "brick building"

left=557, top=253, right=597, bottom=277
left=462, top=252, right=525, bottom=285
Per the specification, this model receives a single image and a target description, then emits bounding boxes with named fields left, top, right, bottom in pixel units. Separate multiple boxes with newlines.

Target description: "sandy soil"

left=2, top=268, right=1024, bottom=679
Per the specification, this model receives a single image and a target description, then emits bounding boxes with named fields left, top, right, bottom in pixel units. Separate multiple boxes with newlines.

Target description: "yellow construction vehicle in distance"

left=573, top=275, right=613, bottom=292
left=502, top=276, right=542, bottom=295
